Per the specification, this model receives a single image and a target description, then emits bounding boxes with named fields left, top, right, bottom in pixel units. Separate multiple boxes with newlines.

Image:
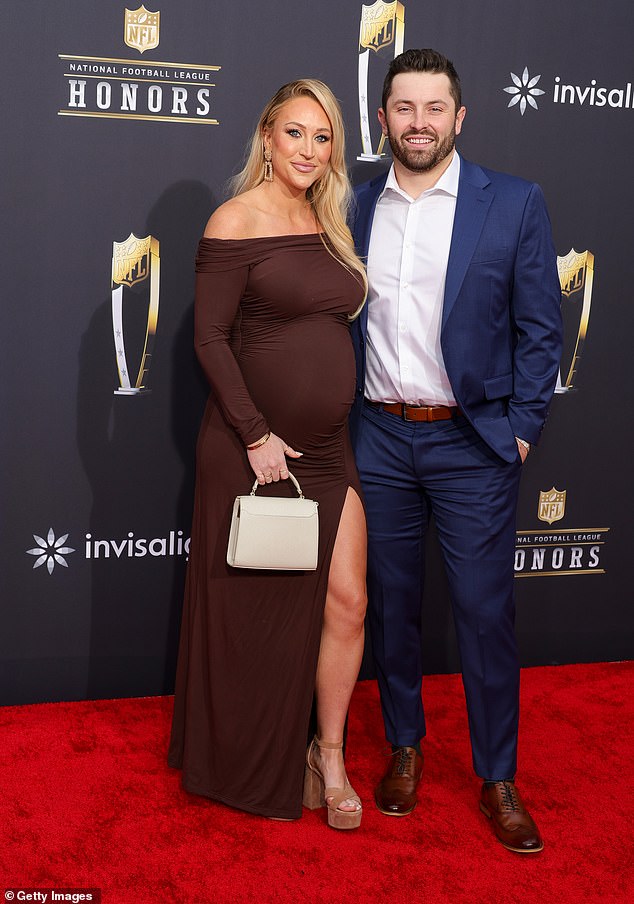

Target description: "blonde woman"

left=169, top=80, right=368, bottom=828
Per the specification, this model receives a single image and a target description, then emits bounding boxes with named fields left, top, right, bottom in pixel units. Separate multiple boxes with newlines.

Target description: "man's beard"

left=387, top=126, right=456, bottom=173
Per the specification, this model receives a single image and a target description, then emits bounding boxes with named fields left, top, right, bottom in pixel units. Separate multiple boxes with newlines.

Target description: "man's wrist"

left=516, top=437, right=531, bottom=453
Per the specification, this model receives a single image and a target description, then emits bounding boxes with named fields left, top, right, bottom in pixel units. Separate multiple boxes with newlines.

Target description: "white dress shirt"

left=365, top=151, right=461, bottom=406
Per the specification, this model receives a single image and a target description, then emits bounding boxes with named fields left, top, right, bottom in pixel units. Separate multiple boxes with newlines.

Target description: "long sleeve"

left=194, top=238, right=269, bottom=445
left=507, top=183, right=563, bottom=445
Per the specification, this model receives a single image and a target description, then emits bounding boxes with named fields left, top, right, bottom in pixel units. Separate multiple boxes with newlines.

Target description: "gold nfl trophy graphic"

left=555, top=249, right=594, bottom=393
left=538, top=488, right=567, bottom=525
left=357, top=1, right=405, bottom=161
left=111, top=234, right=160, bottom=396
left=124, top=5, right=160, bottom=53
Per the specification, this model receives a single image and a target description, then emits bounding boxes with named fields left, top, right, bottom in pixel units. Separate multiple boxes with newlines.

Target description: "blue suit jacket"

left=350, top=157, right=563, bottom=463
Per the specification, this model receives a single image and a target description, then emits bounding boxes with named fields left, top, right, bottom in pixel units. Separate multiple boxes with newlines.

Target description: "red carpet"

left=1, top=662, right=632, bottom=903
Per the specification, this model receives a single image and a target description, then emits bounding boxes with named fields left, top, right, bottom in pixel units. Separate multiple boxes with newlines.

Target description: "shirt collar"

left=379, top=150, right=461, bottom=203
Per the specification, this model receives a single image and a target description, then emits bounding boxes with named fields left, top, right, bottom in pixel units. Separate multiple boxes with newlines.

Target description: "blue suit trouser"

left=355, top=403, right=522, bottom=780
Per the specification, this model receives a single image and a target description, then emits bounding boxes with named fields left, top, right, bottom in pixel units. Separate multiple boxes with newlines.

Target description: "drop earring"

left=263, top=148, right=273, bottom=182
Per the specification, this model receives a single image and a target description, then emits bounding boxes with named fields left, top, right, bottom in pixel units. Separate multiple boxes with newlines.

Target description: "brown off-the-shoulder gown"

left=168, top=234, right=365, bottom=819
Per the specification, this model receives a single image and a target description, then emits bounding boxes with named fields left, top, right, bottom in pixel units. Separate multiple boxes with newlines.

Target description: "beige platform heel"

left=303, top=736, right=362, bottom=830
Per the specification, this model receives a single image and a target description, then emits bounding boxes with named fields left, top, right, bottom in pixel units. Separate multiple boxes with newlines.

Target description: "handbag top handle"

left=249, top=472, right=304, bottom=499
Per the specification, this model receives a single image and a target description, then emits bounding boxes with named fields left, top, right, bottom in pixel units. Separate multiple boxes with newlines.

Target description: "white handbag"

left=227, top=472, right=319, bottom=571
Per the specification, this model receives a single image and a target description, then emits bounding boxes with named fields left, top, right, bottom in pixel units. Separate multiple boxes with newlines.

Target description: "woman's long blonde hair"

left=230, top=79, right=367, bottom=312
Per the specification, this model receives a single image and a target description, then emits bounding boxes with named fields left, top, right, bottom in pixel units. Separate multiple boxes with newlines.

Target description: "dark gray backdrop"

left=1, top=0, right=632, bottom=705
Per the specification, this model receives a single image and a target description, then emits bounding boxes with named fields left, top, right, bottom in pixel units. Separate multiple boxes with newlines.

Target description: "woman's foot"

left=312, top=743, right=360, bottom=812
left=303, top=737, right=362, bottom=829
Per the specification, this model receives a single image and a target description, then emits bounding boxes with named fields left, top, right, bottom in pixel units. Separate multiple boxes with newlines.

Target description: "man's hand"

left=516, top=437, right=530, bottom=463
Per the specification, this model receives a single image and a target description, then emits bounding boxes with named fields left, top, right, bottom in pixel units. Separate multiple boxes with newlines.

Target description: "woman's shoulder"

left=197, top=193, right=282, bottom=271
left=203, top=197, right=256, bottom=240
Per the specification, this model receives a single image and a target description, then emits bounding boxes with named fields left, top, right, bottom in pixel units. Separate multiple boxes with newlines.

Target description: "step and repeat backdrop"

left=1, top=1, right=632, bottom=704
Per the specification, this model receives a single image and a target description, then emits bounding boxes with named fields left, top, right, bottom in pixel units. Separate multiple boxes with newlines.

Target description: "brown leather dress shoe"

left=375, top=746, right=423, bottom=816
left=480, top=781, right=544, bottom=853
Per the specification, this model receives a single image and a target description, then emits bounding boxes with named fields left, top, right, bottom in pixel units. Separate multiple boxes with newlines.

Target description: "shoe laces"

left=498, top=780, right=520, bottom=812
left=395, top=747, right=414, bottom=776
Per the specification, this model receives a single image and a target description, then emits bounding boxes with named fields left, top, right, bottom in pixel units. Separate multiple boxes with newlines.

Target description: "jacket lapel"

left=353, top=173, right=388, bottom=335
left=442, top=161, right=493, bottom=328
left=353, top=173, right=388, bottom=258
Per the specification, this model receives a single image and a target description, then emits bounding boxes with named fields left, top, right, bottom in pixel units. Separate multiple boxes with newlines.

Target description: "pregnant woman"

left=168, top=79, right=368, bottom=828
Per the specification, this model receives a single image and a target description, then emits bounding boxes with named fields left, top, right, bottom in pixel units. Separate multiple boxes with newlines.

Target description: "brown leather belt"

left=366, top=400, right=462, bottom=422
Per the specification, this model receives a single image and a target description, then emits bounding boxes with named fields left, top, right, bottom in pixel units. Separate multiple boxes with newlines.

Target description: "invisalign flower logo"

left=27, top=528, right=75, bottom=574
left=503, top=67, right=545, bottom=115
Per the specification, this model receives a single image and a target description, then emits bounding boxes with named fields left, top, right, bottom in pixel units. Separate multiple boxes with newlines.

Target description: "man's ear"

left=455, top=105, right=466, bottom=136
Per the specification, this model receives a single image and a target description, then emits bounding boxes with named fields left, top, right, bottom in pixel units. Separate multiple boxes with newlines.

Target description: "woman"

left=168, top=80, right=368, bottom=828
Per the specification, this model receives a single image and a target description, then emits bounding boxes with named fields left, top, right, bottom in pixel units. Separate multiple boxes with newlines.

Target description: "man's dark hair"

left=381, top=48, right=462, bottom=112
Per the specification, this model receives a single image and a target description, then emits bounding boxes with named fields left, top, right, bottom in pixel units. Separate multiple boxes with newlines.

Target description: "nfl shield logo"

left=538, top=488, right=566, bottom=525
left=359, top=1, right=400, bottom=52
left=112, top=233, right=153, bottom=288
left=124, top=6, right=160, bottom=54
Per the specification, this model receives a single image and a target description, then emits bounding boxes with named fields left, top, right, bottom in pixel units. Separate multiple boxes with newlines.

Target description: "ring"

left=265, top=472, right=273, bottom=479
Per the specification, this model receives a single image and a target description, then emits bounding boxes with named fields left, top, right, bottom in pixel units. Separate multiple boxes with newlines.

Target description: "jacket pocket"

left=483, top=373, right=513, bottom=400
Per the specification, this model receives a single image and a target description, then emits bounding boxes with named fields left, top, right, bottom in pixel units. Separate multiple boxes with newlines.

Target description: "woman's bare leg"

left=314, top=487, right=367, bottom=810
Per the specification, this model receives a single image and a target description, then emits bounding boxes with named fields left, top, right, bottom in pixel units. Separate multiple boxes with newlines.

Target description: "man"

left=350, top=49, right=562, bottom=853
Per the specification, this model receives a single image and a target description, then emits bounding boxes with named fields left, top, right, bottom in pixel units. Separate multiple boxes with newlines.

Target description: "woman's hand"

left=247, top=432, right=302, bottom=485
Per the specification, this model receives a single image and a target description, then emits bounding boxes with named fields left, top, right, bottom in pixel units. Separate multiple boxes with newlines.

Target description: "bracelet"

left=246, top=432, right=271, bottom=451
left=516, top=437, right=531, bottom=452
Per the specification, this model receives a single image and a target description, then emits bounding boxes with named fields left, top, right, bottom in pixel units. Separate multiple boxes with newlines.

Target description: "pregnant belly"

left=239, top=320, right=356, bottom=450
